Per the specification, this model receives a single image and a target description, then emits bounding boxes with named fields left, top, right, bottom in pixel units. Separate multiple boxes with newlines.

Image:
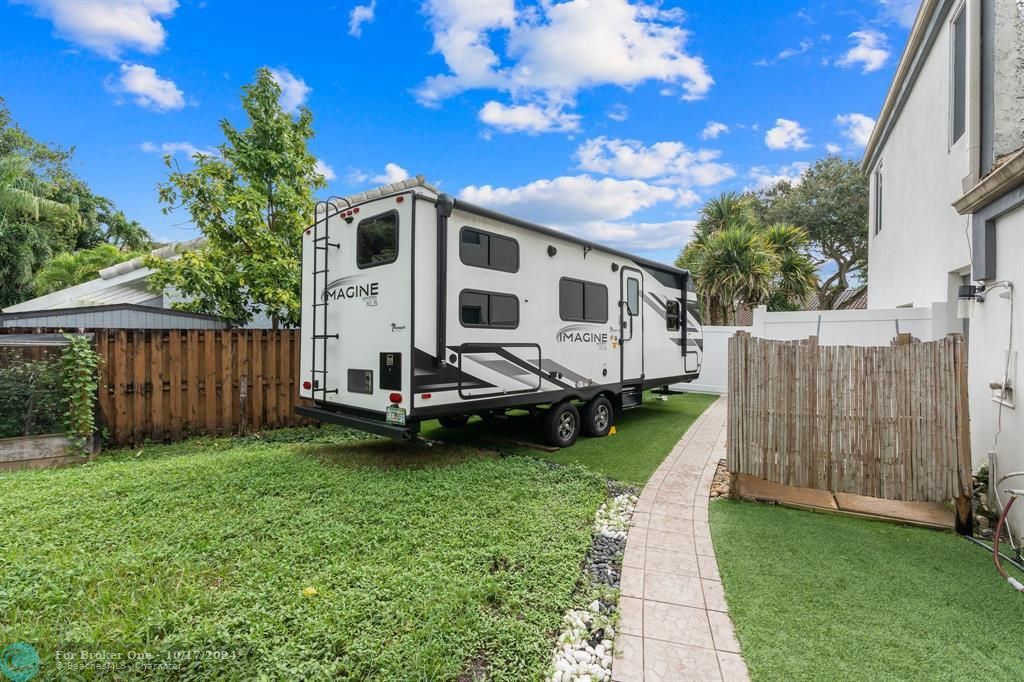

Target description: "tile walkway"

left=612, top=397, right=750, bottom=682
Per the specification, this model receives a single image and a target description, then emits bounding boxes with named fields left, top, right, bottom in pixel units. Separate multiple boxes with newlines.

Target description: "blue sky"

left=0, top=0, right=916, bottom=265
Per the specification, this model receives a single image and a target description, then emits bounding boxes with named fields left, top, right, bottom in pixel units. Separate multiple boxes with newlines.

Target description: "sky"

left=0, top=0, right=917, bottom=266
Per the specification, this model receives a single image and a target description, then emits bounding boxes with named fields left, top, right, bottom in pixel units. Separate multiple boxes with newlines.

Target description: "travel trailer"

left=296, top=177, right=703, bottom=447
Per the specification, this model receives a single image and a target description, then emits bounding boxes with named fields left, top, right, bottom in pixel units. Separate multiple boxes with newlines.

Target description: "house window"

left=459, top=227, right=519, bottom=273
left=559, top=278, right=608, bottom=323
left=951, top=6, right=967, bottom=144
left=873, top=166, right=883, bottom=235
left=356, top=211, right=398, bottom=268
left=459, top=290, right=519, bottom=329
left=665, top=299, right=681, bottom=331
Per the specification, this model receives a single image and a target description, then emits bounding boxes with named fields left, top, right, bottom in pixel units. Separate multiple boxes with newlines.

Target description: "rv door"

left=620, top=268, right=643, bottom=382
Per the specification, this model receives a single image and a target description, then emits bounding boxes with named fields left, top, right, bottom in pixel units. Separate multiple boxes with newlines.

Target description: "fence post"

left=952, top=333, right=974, bottom=535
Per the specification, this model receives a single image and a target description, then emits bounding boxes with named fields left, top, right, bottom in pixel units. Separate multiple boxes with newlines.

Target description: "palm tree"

left=34, top=244, right=140, bottom=295
left=677, top=195, right=819, bottom=323
left=0, top=155, right=77, bottom=222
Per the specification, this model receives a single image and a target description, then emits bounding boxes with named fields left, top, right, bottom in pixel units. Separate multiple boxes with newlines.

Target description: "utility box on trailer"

left=296, top=177, right=702, bottom=447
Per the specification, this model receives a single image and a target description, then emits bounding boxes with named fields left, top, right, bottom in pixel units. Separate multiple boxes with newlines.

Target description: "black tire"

left=542, top=401, right=580, bottom=448
left=582, top=395, right=614, bottom=437
left=438, top=415, right=470, bottom=428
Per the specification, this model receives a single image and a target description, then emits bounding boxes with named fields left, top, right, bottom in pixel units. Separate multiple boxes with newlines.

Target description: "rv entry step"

left=621, top=385, right=643, bottom=409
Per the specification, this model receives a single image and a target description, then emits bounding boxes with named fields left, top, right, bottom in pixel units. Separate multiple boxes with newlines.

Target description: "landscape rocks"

left=710, top=458, right=731, bottom=498
left=546, top=492, right=637, bottom=682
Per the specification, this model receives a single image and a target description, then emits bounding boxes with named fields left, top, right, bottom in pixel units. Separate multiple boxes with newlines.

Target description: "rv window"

left=356, top=211, right=398, bottom=268
left=665, top=300, right=681, bottom=331
left=559, top=278, right=608, bottom=323
left=626, top=278, right=639, bottom=316
left=460, top=227, right=519, bottom=273
left=459, top=290, right=519, bottom=329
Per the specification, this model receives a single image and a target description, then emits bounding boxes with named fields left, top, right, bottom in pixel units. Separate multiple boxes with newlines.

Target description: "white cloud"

left=315, top=159, right=337, bottom=181
left=348, top=0, right=376, bottom=37
left=14, top=0, right=177, bottom=59
left=106, top=63, right=184, bottom=111
left=748, top=162, right=810, bottom=189
left=478, top=101, right=580, bottom=134
left=415, top=0, right=712, bottom=130
left=268, top=67, right=311, bottom=113
left=460, top=175, right=685, bottom=224
left=607, top=103, right=629, bottom=122
left=140, top=141, right=216, bottom=157
left=825, top=143, right=842, bottom=154
left=836, top=30, right=890, bottom=73
left=575, top=137, right=734, bottom=187
left=756, top=37, right=813, bottom=66
left=764, top=118, right=810, bottom=150
left=701, top=121, right=728, bottom=140
left=878, top=0, right=919, bottom=28
left=835, top=112, right=876, bottom=148
left=374, top=163, right=409, bottom=184
left=459, top=175, right=696, bottom=251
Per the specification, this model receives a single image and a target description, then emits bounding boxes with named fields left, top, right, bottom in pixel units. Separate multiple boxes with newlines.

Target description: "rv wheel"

left=439, top=415, right=470, bottom=428
left=582, top=396, right=613, bottom=437
left=543, top=401, right=580, bottom=448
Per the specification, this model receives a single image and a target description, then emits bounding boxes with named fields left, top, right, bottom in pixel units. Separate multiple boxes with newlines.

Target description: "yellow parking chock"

left=609, top=426, right=617, bottom=435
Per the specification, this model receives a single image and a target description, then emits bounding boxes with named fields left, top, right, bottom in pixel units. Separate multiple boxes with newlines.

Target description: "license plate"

left=386, top=405, right=406, bottom=425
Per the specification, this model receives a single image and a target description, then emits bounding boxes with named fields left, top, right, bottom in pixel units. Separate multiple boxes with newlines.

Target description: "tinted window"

left=356, top=212, right=398, bottom=268
left=666, top=299, right=681, bottom=331
left=460, top=227, right=519, bottom=273
left=626, top=277, right=640, bottom=316
left=460, top=290, right=518, bottom=328
left=559, top=278, right=608, bottom=323
left=952, top=8, right=966, bottom=143
left=874, top=168, right=883, bottom=235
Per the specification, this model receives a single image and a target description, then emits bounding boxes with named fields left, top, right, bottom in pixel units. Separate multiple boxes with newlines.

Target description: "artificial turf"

left=710, top=500, right=1024, bottom=681
left=422, top=391, right=718, bottom=484
left=0, top=428, right=606, bottom=680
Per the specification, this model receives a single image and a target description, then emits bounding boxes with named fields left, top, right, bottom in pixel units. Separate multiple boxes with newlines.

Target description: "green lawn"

left=0, top=428, right=606, bottom=680
left=710, top=500, right=1024, bottom=681
left=422, top=392, right=718, bottom=484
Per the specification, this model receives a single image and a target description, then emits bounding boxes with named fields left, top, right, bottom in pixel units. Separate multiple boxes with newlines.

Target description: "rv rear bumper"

left=295, top=405, right=420, bottom=440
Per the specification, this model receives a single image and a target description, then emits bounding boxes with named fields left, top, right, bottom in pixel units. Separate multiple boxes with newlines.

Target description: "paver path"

left=612, top=396, right=750, bottom=682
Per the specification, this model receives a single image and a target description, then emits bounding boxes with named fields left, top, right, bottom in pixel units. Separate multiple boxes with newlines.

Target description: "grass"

left=0, top=427, right=607, bottom=680
left=710, top=500, right=1024, bottom=681
left=422, top=392, right=718, bottom=484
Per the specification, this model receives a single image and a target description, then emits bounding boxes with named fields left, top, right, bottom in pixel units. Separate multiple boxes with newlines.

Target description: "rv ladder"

left=310, top=201, right=343, bottom=401
left=621, top=385, right=643, bottom=409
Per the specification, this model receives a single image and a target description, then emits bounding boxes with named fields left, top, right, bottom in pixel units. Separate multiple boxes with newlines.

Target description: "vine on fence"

left=61, top=334, right=100, bottom=453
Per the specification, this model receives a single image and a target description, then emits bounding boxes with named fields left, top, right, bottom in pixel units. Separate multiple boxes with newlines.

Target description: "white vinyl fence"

left=678, top=302, right=962, bottom=395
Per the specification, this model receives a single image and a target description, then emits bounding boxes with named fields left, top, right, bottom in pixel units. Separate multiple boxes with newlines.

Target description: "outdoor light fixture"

left=957, top=283, right=985, bottom=319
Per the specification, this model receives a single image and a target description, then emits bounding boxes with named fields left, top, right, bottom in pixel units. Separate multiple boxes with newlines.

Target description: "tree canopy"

left=677, top=192, right=818, bottom=324
left=147, top=69, right=325, bottom=327
left=0, top=97, right=151, bottom=307
left=752, top=155, right=869, bottom=309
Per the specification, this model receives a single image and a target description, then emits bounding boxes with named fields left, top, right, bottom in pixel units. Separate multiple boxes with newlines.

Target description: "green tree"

left=33, top=244, right=141, bottom=295
left=756, top=155, right=869, bottom=309
left=147, top=68, right=325, bottom=327
left=676, top=193, right=819, bottom=324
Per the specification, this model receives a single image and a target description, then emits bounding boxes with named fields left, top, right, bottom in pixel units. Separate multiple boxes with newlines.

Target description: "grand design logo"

left=556, top=324, right=609, bottom=346
left=322, top=276, right=379, bottom=303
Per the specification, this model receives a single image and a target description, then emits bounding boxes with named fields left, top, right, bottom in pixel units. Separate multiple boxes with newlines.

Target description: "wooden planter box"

left=0, top=433, right=100, bottom=472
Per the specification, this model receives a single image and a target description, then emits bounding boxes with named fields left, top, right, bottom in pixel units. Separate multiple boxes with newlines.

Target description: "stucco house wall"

left=864, top=0, right=1024, bottom=541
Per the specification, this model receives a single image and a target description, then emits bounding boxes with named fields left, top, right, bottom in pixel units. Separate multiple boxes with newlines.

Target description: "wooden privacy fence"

left=95, top=330, right=309, bottom=445
left=726, top=332, right=971, bottom=504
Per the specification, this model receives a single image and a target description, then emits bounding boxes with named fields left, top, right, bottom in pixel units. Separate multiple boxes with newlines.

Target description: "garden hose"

left=993, top=492, right=1024, bottom=592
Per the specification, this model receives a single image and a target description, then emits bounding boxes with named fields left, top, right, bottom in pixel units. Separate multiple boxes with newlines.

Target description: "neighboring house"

left=0, top=238, right=273, bottom=330
left=730, top=287, right=867, bottom=326
left=863, top=1, right=1024, bottom=529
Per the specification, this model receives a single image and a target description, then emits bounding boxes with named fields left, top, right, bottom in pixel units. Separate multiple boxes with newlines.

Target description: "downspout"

left=435, top=193, right=454, bottom=367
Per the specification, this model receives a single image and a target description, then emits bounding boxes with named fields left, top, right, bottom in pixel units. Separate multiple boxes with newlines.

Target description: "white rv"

left=296, top=177, right=702, bottom=447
